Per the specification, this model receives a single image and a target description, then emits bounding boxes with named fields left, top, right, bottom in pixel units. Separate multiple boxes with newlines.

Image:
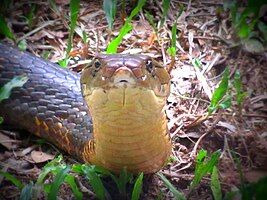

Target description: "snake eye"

left=146, top=60, right=153, bottom=73
left=94, top=60, right=101, bottom=69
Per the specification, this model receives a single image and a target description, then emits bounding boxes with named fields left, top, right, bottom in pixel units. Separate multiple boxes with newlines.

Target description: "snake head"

left=80, top=54, right=170, bottom=98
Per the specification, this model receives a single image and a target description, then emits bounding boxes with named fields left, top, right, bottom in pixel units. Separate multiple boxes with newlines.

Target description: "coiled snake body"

left=0, top=43, right=171, bottom=173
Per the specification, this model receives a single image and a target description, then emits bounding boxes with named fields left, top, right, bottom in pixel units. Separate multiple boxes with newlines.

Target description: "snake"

left=0, top=43, right=172, bottom=174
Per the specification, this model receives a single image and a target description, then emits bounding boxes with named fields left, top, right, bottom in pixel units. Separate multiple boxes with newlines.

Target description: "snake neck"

left=83, top=87, right=171, bottom=173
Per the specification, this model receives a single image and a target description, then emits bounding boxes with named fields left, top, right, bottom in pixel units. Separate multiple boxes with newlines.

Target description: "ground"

left=0, top=0, right=266, bottom=199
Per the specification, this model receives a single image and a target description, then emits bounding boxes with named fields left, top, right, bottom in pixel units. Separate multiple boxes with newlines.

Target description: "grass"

left=157, top=149, right=221, bottom=199
left=58, top=0, right=80, bottom=67
left=0, top=155, right=144, bottom=199
left=0, top=15, right=15, bottom=41
left=103, top=0, right=117, bottom=29
left=106, top=0, right=146, bottom=53
left=208, top=67, right=231, bottom=115
left=159, top=0, right=171, bottom=28
left=1, top=150, right=267, bottom=199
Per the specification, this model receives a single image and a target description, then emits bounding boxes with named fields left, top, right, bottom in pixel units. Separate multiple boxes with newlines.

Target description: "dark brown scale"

left=0, top=43, right=93, bottom=158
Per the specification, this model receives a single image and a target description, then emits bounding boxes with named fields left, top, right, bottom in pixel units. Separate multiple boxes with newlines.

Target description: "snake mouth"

left=112, top=67, right=137, bottom=87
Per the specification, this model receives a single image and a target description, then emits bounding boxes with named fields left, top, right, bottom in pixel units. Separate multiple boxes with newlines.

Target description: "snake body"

left=0, top=43, right=171, bottom=173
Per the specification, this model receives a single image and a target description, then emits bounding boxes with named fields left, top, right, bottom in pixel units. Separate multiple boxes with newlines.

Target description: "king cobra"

left=0, top=43, right=171, bottom=174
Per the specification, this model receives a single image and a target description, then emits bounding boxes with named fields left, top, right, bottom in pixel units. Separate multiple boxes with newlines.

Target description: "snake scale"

left=0, top=43, right=171, bottom=173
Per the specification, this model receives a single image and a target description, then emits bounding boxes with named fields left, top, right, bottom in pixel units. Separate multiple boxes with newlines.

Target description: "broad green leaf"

left=47, top=166, right=70, bottom=200
left=208, top=67, right=230, bottom=114
left=211, top=166, right=222, bottom=200
left=83, top=166, right=106, bottom=200
left=157, top=172, right=186, bottom=200
left=19, top=182, right=34, bottom=200
left=0, top=15, right=15, bottom=40
left=103, top=0, right=117, bottom=29
left=0, top=75, right=28, bottom=103
left=65, top=175, right=83, bottom=200
left=0, top=170, right=24, bottom=190
left=0, top=116, right=3, bottom=124
left=106, top=0, right=146, bottom=53
left=131, top=173, right=143, bottom=200
left=160, top=0, right=171, bottom=28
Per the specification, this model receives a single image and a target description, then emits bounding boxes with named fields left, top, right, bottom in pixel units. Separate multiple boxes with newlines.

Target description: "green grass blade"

left=19, top=182, right=34, bottom=200
left=191, top=150, right=221, bottom=190
left=0, top=15, right=15, bottom=40
left=47, top=166, right=70, bottom=200
left=211, top=166, right=222, bottom=200
left=65, top=174, right=83, bottom=200
left=118, top=168, right=133, bottom=195
left=0, top=170, right=24, bottom=190
left=0, top=75, right=28, bottom=103
left=144, top=11, right=157, bottom=32
left=66, top=0, right=80, bottom=55
left=131, top=172, right=143, bottom=200
left=234, top=70, right=246, bottom=106
left=83, top=166, right=106, bottom=200
left=71, top=163, right=83, bottom=174
left=106, top=23, right=132, bottom=53
left=37, top=155, right=63, bottom=184
left=208, top=67, right=230, bottom=114
left=218, top=95, right=231, bottom=109
left=160, top=0, right=171, bottom=28
left=106, top=0, right=146, bottom=53
left=167, top=23, right=177, bottom=56
left=157, top=172, right=186, bottom=200
left=103, top=0, right=117, bottom=29
left=127, top=0, right=146, bottom=20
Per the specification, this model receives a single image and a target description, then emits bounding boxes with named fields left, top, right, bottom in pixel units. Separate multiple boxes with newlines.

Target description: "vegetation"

left=0, top=155, right=144, bottom=200
left=224, top=0, right=266, bottom=53
left=0, top=0, right=266, bottom=199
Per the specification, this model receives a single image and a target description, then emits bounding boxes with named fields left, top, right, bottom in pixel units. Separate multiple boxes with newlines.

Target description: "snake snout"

left=113, top=67, right=136, bottom=86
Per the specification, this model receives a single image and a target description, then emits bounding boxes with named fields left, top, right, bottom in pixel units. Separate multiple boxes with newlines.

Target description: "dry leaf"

left=0, top=131, right=20, bottom=150
left=31, top=150, right=55, bottom=163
